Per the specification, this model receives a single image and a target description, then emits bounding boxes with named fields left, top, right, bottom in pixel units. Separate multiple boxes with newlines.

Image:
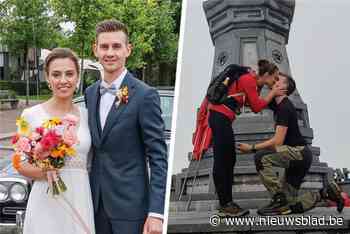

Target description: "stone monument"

left=168, top=1, right=350, bottom=233
left=170, top=0, right=333, bottom=215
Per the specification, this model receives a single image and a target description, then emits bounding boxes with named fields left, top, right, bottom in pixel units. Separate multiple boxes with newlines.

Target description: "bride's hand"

left=36, top=168, right=50, bottom=181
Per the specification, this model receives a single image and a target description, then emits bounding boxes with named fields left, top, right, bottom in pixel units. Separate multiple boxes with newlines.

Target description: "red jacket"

left=192, top=73, right=268, bottom=160
left=327, top=192, right=350, bottom=207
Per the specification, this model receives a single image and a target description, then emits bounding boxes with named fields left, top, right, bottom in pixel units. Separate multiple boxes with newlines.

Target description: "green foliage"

left=0, top=80, right=49, bottom=96
left=8, top=89, right=17, bottom=99
left=0, top=0, right=60, bottom=55
left=1, top=0, right=180, bottom=86
left=0, top=89, right=17, bottom=99
left=82, top=70, right=100, bottom=90
left=49, top=0, right=102, bottom=58
left=50, top=0, right=178, bottom=70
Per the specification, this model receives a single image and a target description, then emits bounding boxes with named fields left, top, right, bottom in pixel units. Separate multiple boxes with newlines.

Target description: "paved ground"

left=0, top=100, right=43, bottom=170
left=0, top=100, right=43, bottom=134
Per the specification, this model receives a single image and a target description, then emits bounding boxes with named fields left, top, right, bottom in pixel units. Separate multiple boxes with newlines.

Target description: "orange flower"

left=12, top=153, right=22, bottom=171
left=51, top=149, right=64, bottom=158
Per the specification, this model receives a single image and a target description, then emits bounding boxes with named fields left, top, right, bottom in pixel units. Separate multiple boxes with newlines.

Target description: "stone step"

left=182, top=157, right=328, bottom=174
left=167, top=208, right=350, bottom=233
left=178, top=181, right=323, bottom=197
left=175, top=190, right=324, bottom=202
left=180, top=164, right=330, bottom=178
left=170, top=196, right=329, bottom=212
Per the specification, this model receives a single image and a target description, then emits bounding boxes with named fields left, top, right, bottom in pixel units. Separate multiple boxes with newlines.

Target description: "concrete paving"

left=0, top=100, right=43, bottom=171
left=0, top=100, right=42, bottom=134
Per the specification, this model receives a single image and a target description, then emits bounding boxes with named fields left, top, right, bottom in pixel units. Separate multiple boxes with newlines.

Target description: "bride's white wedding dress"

left=21, top=104, right=95, bottom=234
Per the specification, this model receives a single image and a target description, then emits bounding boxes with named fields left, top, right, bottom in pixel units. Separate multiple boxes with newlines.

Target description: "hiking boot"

left=289, top=201, right=317, bottom=214
left=320, top=181, right=345, bottom=213
left=218, top=201, right=250, bottom=217
left=257, top=192, right=291, bottom=216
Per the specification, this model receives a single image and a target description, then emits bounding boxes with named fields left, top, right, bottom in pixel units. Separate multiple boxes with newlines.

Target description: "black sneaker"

left=257, top=193, right=291, bottom=216
left=320, top=181, right=344, bottom=213
left=218, top=201, right=250, bottom=217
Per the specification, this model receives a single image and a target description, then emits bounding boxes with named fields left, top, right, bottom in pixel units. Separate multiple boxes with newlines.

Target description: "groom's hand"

left=143, top=216, right=163, bottom=234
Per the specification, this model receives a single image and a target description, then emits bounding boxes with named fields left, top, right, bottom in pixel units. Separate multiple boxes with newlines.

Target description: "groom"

left=84, top=19, right=168, bottom=234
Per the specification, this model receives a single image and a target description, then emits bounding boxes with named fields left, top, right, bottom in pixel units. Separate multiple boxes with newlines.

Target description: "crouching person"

left=238, top=73, right=344, bottom=216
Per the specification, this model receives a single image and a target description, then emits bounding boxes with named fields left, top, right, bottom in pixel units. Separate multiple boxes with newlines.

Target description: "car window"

left=159, top=95, right=173, bottom=131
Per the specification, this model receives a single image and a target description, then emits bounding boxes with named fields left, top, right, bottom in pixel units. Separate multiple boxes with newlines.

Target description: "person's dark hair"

left=279, top=72, right=296, bottom=96
left=258, top=59, right=279, bottom=76
left=44, top=48, right=79, bottom=76
left=95, top=19, right=129, bottom=43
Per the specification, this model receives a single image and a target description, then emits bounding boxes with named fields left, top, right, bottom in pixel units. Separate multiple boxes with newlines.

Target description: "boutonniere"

left=116, top=85, right=129, bottom=107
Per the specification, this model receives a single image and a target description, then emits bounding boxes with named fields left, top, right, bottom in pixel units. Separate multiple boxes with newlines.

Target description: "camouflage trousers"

left=254, top=145, right=319, bottom=212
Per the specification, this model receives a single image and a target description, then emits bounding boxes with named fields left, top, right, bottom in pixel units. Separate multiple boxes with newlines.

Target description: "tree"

left=96, top=0, right=179, bottom=84
left=0, top=0, right=181, bottom=90
left=146, top=0, right=179, bottom=85
left=1, top=0, right=59, bottom=57
left=51, top=0, right=179, bottom=86
left=0, top=0, right=61, bottom=104
left=50, top=0, right=103, bottom=94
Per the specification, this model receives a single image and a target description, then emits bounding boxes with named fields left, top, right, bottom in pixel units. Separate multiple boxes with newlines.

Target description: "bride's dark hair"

left=257, top=59, right=278, bottom=76
left=44, top=48, right=80, bottom=76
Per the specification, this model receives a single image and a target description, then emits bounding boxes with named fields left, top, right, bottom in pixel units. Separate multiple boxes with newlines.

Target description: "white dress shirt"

left=99, top=69, right=127, bottom=129
left=99, top=69, right=163, bottom=220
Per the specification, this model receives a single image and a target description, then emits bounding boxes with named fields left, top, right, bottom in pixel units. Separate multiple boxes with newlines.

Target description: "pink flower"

left=35, top=127, right=44, bottom=135
left=62, top=114, right=79, bottom=127
left=16, top=137, right=31, bottom=153
left=40, top=131, right=61, bottom=151
left=30, top=132, right=41, bottom=141
left=33, top=143, right=50, bottom=160
left=11, top=134, right=20, bottom=145
left=62, top=126, right=78, bottom=146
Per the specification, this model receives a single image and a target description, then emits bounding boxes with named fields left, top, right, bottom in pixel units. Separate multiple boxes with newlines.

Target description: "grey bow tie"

left=100, top=83, right=117, bottom=96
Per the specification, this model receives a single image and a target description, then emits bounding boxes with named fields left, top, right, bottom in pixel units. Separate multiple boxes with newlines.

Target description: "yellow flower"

left=121, top=86, right=128, bottom=96
left=16, top=117, right=30, bottom=136
left=65, top=147, right=76, bottom=156
left=43, top=117, right=62, bottom=128
left=43, top=120, right=51, bottom=128
left=116, top=86, right=129, bottom=106
left=34, top=158, right=51, bottom=170
left=57, top=144, right=76, bottom=157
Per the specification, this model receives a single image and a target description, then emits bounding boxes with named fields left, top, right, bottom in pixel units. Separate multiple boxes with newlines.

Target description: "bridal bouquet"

left=11, top=114, right=79, bottom=195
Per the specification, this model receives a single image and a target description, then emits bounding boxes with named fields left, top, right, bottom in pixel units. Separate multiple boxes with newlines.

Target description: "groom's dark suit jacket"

left=84, top=72, right=168, bottom=220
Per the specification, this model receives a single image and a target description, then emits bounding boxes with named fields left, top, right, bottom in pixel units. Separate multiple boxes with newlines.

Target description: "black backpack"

left=206, top=64, right=250, bottom=104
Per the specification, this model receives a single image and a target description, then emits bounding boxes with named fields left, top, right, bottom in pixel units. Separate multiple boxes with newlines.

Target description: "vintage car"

left=0, top=87, right=173, bottom=233
left=0, top=158, right=29, bottom=234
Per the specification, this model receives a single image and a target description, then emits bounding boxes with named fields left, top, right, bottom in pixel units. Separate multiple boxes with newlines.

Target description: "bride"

left=16, top=48, right=95, bottom=234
